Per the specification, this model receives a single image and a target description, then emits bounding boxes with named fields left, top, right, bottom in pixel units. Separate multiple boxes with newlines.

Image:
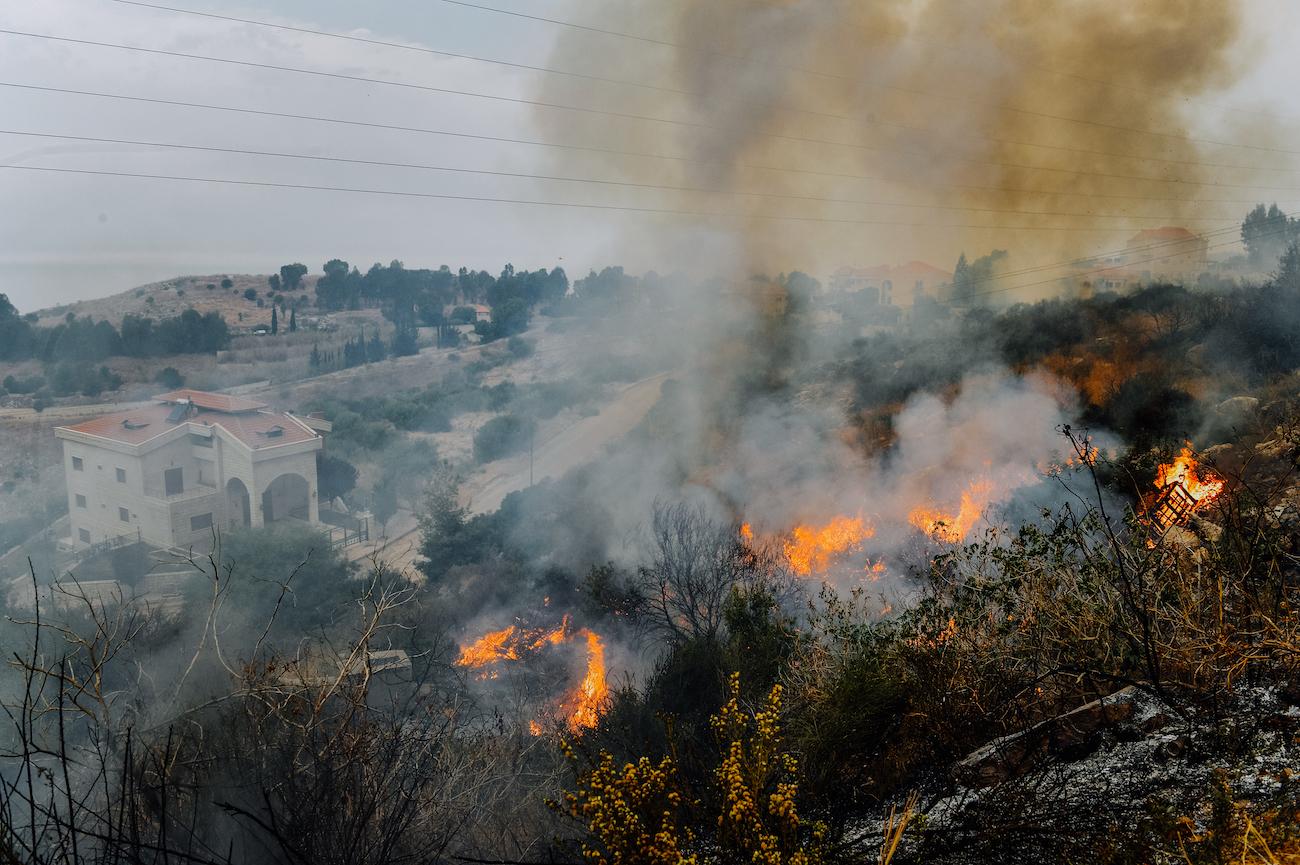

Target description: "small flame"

left=782, top=515, right=874, bottom=576
left=909, top=479, right=993, bottom=543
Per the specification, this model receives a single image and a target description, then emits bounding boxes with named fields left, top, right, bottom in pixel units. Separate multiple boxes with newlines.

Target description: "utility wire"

left=0, top=164, right=1240, bottom=233
left=0, top=129, right=1255, bottom=224
left=11, top=80, right=1300, bottom=203
left=105, top=0, right=691, bottom=98
left=0, top=29, right=715, bottom=133
left=435, top=0, right=681, bottom=51
left=946, top=216, right=1298, bottom=300
left=432, top=0, right=1300, bottom=162
left=87, top=5, right=1300, bottom=178
left=978, top=228, right=1283, bottom=300
left=935, top=223, right=1246, bottom=292
left=4, top=28, right=1299, bottom=184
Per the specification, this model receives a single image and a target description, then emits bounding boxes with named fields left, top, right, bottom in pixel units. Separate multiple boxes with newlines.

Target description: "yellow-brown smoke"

left=535, top=0, right=1255, bottom=278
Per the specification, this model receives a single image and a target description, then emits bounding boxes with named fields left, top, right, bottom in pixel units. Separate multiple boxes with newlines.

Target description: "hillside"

left=29, top=272, right=319, bottom=331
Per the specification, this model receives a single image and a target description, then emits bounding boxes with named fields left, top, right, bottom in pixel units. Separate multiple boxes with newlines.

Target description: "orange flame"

left=560, top=629, right=607, bottom=731
left=782, top=515, right=874, bottom=576
left=909, top=479, right=993, bottom=543
left=455, top=616, right=606, bottom=732
left=454, top=625, right=522, bottom=668
left=1155, top=445, right=1223, bottom=506
left=455, top=616, right=571, bottom=678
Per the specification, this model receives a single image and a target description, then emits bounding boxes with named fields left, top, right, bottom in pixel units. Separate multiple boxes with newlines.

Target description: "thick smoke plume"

left=537, top=0, right=1253, bottom=274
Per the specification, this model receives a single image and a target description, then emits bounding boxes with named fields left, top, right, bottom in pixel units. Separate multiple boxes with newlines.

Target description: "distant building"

left=1068, top=227, right=1209, bottom=297
left=55, top=389, right=324, bottom=550
left=1122, top=227, right=1208, bottom=276
left=829, top=261, right=953, bottom=308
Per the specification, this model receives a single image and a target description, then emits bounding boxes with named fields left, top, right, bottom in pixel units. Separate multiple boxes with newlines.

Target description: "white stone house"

left=55, top=389, right=325, bottom=550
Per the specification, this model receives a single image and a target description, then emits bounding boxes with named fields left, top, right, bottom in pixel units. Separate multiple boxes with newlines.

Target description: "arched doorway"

left=261, top=473, right=310, bottom=524
left=226, top=478, right=251, bottom=529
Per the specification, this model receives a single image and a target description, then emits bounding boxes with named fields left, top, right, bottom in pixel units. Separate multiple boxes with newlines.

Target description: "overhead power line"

left=434, top=0, right=681, bottom=51
left=4, top=28, right=1299, bottom=186
left=0, top=164, right=1240, bottom=233
left=944, top=222, right=1246, bottom=292
left=432, top=0, right=1300, bottom=163
left=979, top=228, right=1280, bottom=301
left=0, top=29, right=714, bottom=132
left=9, top=81, right=1298, bottom=208
left=90, top=4, right=1300, bottom=179
left=105, top=0, right=691, bottom=98
left=0, top=129, right=1255, bottom=223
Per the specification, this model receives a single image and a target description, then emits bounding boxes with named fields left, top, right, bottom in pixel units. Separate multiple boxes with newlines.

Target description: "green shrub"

left=154, top=366, right=185, bottom=389
left=472, top=414, right=534, bottom=463
left=506, top=335, right=533, bottom=358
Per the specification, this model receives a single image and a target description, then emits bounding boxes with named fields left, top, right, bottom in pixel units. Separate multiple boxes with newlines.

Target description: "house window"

left=78, top=528, right=90, bottom=543
left=72, top=456, right=83, bottom=471
left=75, top=494, right=87, bottom=509
left=191, top=512, right=213, bottom=531
left=164, top=467, right=184, bottom=496
left=190, top=434, right=213, bottom=448
left=119, top=507, right=130, bottom=523
left=116, top=468, right=126, bottom=483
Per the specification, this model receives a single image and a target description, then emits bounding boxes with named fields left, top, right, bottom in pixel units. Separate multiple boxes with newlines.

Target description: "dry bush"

left=780, top=432, right=1300, bottom=860
left=0, top=556, right=566, bottom=865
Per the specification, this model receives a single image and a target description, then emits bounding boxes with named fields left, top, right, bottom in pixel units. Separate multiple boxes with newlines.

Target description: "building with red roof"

left=55, top=389, right=324, bottom=550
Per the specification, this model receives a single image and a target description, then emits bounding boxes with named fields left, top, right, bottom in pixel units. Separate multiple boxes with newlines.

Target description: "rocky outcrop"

left=953, top=686, right=1146, bottom=789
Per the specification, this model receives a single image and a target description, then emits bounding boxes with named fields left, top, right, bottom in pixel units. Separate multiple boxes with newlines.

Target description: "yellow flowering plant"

left=556, top=673, right=825, bottom=865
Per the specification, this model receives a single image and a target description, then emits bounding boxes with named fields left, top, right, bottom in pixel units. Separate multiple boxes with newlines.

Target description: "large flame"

left=1155, top=445, right=1224, bottom=506
left=560, top=629, right=607, bottom=731
left=909, top=479, right=994, bottom=543
left=782, top=515, right=875, bottom=576
left=455, top=615, right=607, bottom=732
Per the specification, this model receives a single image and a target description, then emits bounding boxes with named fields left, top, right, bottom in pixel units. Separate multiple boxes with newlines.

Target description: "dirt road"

left=352, top=371, right=670, bottom=577
left=463, top=372, right=670, bottom=515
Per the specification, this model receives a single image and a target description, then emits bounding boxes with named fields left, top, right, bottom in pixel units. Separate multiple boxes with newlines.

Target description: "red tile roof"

left=60, top=404, right=180, bottom=446
left=204, top=411, right=317, bottom=448
left=58, top=403, right=317, bottom=450
left=153, top=389, right=267, bottom=413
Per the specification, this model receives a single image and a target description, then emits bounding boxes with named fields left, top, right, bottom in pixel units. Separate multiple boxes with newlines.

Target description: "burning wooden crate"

left=1145, top=445, right=1224, bottom=533
left=1149, top=481, right=1198, bottom=533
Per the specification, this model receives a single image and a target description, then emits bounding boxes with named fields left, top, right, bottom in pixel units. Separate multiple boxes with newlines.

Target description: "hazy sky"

left=3, top=0, right=1300, bottom=311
